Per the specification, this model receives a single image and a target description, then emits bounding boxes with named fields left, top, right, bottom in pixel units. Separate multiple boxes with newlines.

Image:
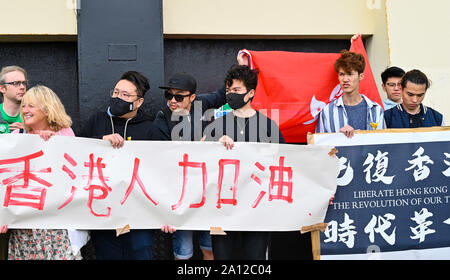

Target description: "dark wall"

left=164, top=39, right=350, bottom=94
left=77, top=0, right=164, bottom=131
left=0, top=42, right=79, bottom=131
left=0, top=39, right=350, bottom=136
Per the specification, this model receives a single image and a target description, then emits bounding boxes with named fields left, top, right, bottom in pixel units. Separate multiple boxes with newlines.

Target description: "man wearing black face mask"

left=204, top=65, right=285, bottom=260
left=80, top=71, right=162, bottom=146
left=79, top=71, right=163, bottom=260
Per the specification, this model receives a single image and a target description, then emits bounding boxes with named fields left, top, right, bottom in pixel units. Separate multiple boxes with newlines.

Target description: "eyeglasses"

left=1, top=81, right=27, bottom=87
left=386, top=82, right=402, bottom=88
left=164, top=91, right=193, bottom=102
left=110, top=89, right=141, bottom=100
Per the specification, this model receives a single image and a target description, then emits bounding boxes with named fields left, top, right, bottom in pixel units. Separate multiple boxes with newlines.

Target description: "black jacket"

left=79, top=108, right=163, bottom=141
left=153, top=87, right=226, bottom=141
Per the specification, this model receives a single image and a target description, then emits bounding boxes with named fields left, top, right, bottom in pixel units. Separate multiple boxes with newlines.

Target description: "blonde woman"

left=0, top=85, right=88, bottom=260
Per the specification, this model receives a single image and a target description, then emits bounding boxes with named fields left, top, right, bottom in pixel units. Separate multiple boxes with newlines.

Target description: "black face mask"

left=226, top=91, right=252, bottom=110
left=109, top=97, right=134, bottom=116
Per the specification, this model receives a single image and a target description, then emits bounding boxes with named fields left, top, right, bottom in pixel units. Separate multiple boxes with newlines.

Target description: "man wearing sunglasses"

left=0, top=66, right=27, bottom=134
left=154, top=72, right=226, bottom=141
left=155, top=73, right=226, bottom=260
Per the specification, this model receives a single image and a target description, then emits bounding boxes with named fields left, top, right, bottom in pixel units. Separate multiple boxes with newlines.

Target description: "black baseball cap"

left=159, top=73, right=197, bottom=93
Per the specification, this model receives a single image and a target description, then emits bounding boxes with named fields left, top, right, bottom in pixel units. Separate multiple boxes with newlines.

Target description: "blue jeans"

left=91, top=229, right=154, bottom=260
left=211, top=231, right=269, bottom=260
left=173, top=230, right=212, bottom=259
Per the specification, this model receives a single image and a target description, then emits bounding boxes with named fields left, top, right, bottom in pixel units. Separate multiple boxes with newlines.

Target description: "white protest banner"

left=0, top=134, right=338, bottom=231
left=312, top=128, right=450, bottom=260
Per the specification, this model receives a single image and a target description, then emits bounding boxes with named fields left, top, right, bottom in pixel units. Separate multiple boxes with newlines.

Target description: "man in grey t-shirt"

left=344, top=99, right=368, bottom=130
left=316, top=51, right=385, bottom=138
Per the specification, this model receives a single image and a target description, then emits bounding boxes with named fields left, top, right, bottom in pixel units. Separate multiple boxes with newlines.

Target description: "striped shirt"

left=316, top=94, right=385, bottom=133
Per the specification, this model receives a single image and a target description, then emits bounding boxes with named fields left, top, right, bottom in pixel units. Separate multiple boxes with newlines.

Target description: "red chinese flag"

left=244, top=35, right=381, bottom=143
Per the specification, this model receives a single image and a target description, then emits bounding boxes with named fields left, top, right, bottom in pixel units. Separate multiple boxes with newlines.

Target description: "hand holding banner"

left=0, top=134, right=338, bottom=231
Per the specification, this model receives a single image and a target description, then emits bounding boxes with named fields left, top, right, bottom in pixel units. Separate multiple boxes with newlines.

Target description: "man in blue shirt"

left=316, top=51, right=385, bottom=138
left=384, top=69, right=445, bottom=128
left=381, top=66, right=405, bottom=110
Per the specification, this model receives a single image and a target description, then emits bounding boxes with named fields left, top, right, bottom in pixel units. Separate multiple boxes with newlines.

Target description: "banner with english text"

left=312, top=128, right=450, bottom=260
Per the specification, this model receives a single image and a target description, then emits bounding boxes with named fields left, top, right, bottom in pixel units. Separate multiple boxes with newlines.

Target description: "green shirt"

left=0, top=103, right=22, bottom=134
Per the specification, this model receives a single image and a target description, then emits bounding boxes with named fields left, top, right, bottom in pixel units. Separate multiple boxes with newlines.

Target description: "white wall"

left=163, top=0, right=376, bottom=36
left=0, top=0, right=77, bottom=35
left=386, top=0, right=450, bottom=120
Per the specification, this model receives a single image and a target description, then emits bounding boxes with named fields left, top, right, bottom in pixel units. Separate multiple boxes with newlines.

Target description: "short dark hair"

left=224, top=65, right=259, bottom=91
left=401, top=69, right=431, bottom=90
left=381, top=66, right=405, bottom=84
left=334, top=50, right=365, bottom=74
left=120, top=71, right=150, bottom=97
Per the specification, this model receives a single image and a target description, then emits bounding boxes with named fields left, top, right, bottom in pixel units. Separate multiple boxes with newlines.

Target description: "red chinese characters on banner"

left=57, top=153, right=78, bottom=210
left=58, top=153, right=159, bottom=217
left=172, top=154, right=207, bottom=210
left=82, top=154, right=112, bottom=217
left=56, top=153, right=113, bottom=217
left=0, top=151, right=52, bottom=210
left=121, top=157, right=158, bottom=206
left=217, top=159, right=240, bottom=209
left=172, top=154, right=294, bottom=209
left=0, top=151, right=295, bottom=216
left=251, top=156, right=293, bottom=208
left=269, top=156, right=293, bottom=203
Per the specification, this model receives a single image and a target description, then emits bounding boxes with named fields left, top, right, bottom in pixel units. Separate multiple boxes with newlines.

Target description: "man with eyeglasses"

left=384, top=69, right=445, bottom=128
left=155, top=72, right=226, bottom=260
left=381, top=66, right=405, bottom=110
left=0, top=66, right=27, bottom=134
left=79, top=71, right=163, bottom=260
left=0, top=65, right=27, bottom=260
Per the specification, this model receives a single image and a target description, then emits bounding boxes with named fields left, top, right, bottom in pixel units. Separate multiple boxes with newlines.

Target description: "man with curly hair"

left=204, top=65, right=285, bottom=260
left=316, top=51, right=385, bottom=138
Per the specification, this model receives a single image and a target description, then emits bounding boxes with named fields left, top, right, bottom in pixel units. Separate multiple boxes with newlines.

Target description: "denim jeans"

left=173, top=230, right=212, bottom=259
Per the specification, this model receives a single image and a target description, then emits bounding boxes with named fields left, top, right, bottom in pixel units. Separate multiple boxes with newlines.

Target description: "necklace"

left=236, top=117, right=249, bottom=135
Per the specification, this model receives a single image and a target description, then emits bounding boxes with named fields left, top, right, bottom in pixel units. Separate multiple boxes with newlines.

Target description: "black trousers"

left=212, top=231, right=268, bottom=260
left=91, top=229, right=154, bottom=260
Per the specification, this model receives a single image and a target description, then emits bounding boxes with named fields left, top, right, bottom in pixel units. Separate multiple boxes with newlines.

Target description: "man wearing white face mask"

left=79, top=71, right=163, bottom=260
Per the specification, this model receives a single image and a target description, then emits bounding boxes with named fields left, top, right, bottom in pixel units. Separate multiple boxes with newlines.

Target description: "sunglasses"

left=164, top=91, right=193, bottom=102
